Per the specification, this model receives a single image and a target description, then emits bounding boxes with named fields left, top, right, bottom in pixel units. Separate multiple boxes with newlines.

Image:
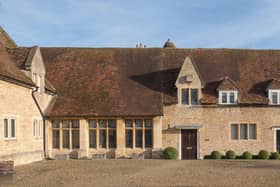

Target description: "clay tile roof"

left=37, top=47, right=280, bottom=117
left=266, top=79, right=280, bottom=90
left=217, top=76, right=239, bottom=90
left=0, top=42, right=34, bottom=87
left=163, top=39, right=176, bottom=48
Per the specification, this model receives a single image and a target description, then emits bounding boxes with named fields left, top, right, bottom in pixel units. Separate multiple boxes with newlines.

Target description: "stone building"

left=1, top=28, right=280, bottom=165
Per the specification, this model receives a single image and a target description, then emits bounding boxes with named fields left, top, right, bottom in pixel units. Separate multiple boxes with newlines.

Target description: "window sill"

left=176, top=104, right=201, bottom=107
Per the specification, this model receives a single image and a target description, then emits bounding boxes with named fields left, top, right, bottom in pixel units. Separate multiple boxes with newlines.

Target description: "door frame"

left=179, top=129, right=200, bottom=160
left=273, top=127, right=280, bottom=152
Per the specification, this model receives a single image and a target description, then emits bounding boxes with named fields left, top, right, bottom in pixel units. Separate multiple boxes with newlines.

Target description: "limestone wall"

left=0, top=80, right=43, bottom=165
left=163, top=105, right=280, bottom=159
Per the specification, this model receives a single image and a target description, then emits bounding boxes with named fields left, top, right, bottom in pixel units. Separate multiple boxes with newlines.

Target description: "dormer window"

left=219, top=90, right=238, bottom=104
left=268, top=90, right=280, bottom=105
left=181, top=88, right=199, bottom=105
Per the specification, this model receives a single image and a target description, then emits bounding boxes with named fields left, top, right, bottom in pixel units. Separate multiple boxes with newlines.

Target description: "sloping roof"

left=217, top=77, right=239, bottom=90
left=8, top=47, right=280, bottom=116
left=0, top=26, right=17, bottom=48
left=266, top=79, right=280, bottom=90
left=0, top=42, right=34, bottom=87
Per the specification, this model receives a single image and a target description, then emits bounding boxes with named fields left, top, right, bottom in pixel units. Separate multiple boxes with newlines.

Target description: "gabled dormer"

left=176, top=56, right=204, bottom=106
left=25, top=46, right=46, bottom=94
left=267, top=79, right=280, bottom=105
left=217, top=76, right=239, bottom=105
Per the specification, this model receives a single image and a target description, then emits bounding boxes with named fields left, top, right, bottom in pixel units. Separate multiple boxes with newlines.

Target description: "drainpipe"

left=31, top=87, right=47, bottom=158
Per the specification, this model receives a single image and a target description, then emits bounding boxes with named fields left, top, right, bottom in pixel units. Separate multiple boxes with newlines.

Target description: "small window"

left=4, top=118, right=8, bottom=139
left=219, top=91, right=238, bottom=104
left=231, top=124, right=238, bottom=140
left=240, top=124, right=248, bottom=140
left=249, top=124, right=257, bottom=139
left=269, top=90, right=280, bottom=105
left=71, top=120, right=80, bottom=149
left=10, top=119, right=16, bottom=138
left=144, top=120, right=153, bottom=148
left=181, top=88, right=189, bottom=105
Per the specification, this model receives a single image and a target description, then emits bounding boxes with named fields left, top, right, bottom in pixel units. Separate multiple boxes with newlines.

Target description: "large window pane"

left=89, top=120, right=96, bottom=128
left=231, top=124, right=238, bottom=140
left=109, top=129, right=116, bottom=148
left=52, top=130, right=60, bottom=149
left=108, top=120, right=116, bottom=128
left=99, top=129, right=106, bottom=148
left=11, top=119, right=16, bottom=138
left=63, top=130, right=70, bottom=148
left=62, top=120, right=70, bottom=128
left=125, top=129, right=133, bottom=148
left=136, top=130, right=143, bottom=148
left=181, top=88, right=189, bottom=105
left=52, top=120, right=60, bottom=128
left=72, top=130, right=80, bottom=149
left=4, top=118, right=8, bottom=138
left=135, top=119, right=143, bottom=128
left=249, top=124, right=256, bottom=139
left=191, top=89, right=198, bottom=105
left=125, top=120, right=133, bottom=128
left=99, top=120, right=107, bottom=128
left=71, top=120, right=80, bottom=128
left=240, top=124, right=248, bottom=140
left=89, top=130, right=96, bottom=148
left=145, top=129, right=153, bottom=148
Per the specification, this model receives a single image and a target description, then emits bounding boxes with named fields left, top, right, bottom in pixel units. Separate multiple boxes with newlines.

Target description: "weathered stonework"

left=0, top=80, right=43, bottom=165
left=163, top=105, right=280, bottom=159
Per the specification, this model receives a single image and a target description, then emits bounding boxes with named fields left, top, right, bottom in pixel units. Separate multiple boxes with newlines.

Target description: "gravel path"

left=1, top=160, right=280, bottom=187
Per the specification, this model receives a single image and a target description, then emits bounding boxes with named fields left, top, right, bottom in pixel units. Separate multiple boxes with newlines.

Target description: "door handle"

left=186, top=147, right=192, bottom=150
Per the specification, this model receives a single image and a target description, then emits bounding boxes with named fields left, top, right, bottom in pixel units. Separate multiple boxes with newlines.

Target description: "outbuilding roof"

left=7, top=47, right=280, bottom=116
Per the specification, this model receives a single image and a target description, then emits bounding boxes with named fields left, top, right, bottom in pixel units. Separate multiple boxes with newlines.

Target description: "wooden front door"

left=181, top=130, right=197, bottom=159
left=276, top=130, right=280, bottom=152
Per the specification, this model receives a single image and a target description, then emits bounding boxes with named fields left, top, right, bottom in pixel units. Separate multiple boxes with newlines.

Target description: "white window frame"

left=219, top=90, right=238, bottom=105
left=178, top=87, right=200, bottom=106
left=3, top=116, right=17, bottom=140
left=33, top=118, right=43, bottom=139
left=268, top=89, right=280, bottom=105
left=230, top=123, right=257, bottom=141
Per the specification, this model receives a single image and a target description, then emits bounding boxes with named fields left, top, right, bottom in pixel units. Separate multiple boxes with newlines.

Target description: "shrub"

left=210, top=151, right=222, bottom=159
left=241, top=151, right=252, bottom=159
left=258, top=150, right=269, bottom=160
left=225, top=150, right=236, bottom=159
left=163, top=147, right=178, bottom=160
left=270, top=152, right=280, bottom=160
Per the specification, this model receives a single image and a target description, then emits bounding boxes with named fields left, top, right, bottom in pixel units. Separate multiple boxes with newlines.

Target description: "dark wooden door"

left=277, top=130, right=280, bottom=152
left=181, top=130, right=197, bottom=159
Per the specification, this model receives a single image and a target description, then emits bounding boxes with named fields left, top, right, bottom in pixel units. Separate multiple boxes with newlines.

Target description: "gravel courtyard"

left=1, top=160, right=280, bottom=187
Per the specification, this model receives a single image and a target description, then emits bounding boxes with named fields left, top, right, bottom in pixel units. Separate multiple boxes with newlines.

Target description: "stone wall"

left=0, top=80, right=44, bottom=165
left=163, top=105, right=280, bottom=159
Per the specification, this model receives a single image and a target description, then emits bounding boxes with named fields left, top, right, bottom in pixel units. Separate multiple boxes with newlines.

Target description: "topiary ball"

left=225, top=150, right=236, bottom=159
left=163, top=147, right=178, bottom=160
left=258, top=150, right=269, bottom=160
left=270, top=152, right=280, bottom=160
left=242, top=151, right=252, bottom=159
left=210, top=151, right=222, bottom=159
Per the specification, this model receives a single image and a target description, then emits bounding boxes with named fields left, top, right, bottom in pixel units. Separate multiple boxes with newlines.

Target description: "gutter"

left=31, top=87, right=47, bottom=158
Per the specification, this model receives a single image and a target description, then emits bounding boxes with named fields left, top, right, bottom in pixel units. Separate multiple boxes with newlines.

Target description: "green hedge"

left=210, top=151, right=222, bottom=159
left=241, top=151, right=252, bottom=159
left=270, top=152, right=280, bottom=160
left=258, top=150, right=269, bottom=160
left=163, top=147, right=178, bottom=160
left=225, top=150, right=236, bottom=159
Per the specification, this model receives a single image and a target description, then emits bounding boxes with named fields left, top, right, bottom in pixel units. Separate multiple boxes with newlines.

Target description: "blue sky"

left=0, top=0, right=280, bottom=48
